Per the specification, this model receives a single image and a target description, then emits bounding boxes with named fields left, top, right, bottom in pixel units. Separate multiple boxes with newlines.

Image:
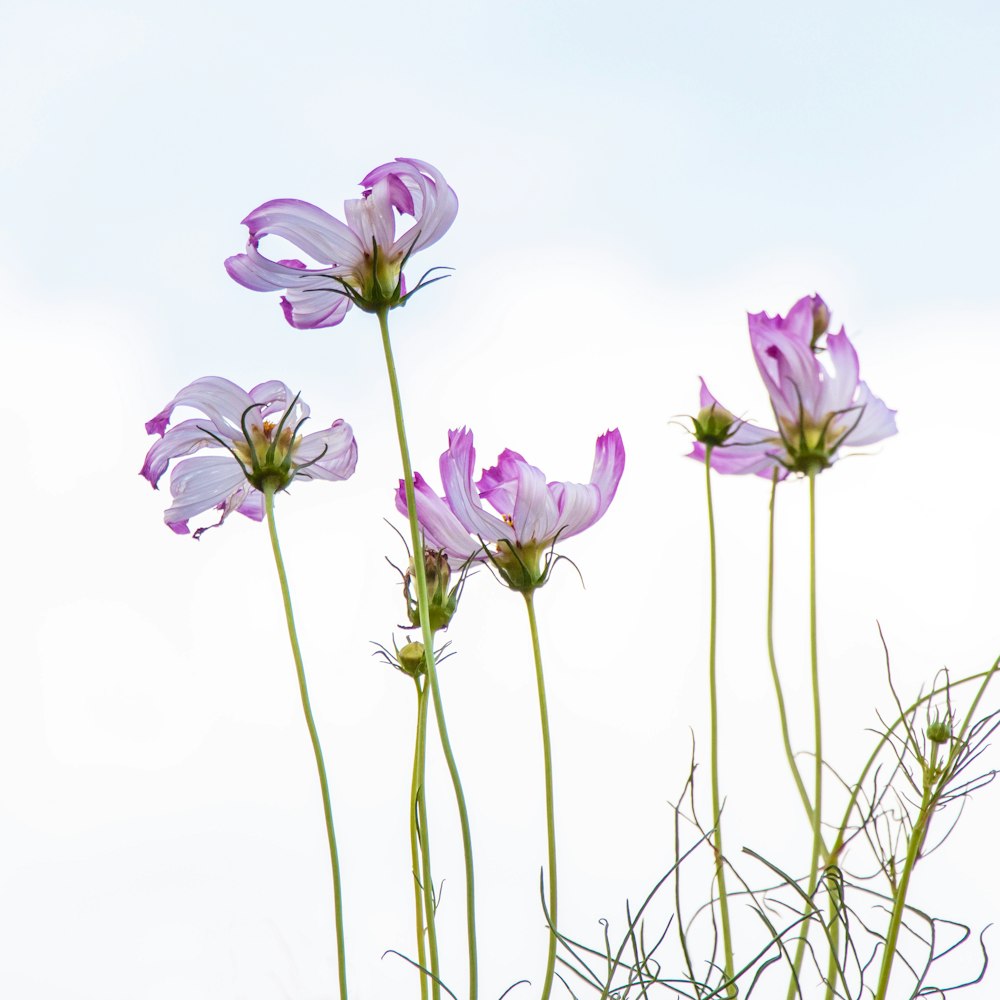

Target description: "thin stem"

left=766, top=471, right=819, bottom=831
left=410, top=674, right=438, bottom=1000
left=377, top=307, right=478, bottom=1000
left=704, top=447, right=736, bottom=996
left=264, top=488, right=348, bottom=1000
left=523, top=590, right=559, bottom=1000
left=786, top=470, right=825, bottom=1000
left=872, top=742, right=940, bottom=1000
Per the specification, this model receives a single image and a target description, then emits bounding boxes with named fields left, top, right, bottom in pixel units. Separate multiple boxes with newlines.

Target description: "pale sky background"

left=2, top=1, right=998, bottom=998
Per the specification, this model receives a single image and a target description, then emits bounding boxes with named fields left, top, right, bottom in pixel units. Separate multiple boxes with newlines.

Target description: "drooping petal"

left=163, top=455, right=255, bottom=532
left=140, top=418, right=229, bottom=488
left=840, top=381, right=898, bottom=447
left=224, top=243, right=338, bottom=293
left=280, top=286, right=353, bottom=329
left=439, top=428, right=514, bottom=544
left=690, top=438, right=789, bottom=479
left=396, top=474, right=486, bottom=561
left=294, top=420, right=359, bottom=481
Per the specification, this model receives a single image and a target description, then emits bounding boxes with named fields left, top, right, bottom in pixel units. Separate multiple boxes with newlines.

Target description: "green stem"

left=410, top=675, right=438, bottom=1000
left=523, top=591, right=558, bottom=1000
left=377, top=307, right=478, bottom=1000
left=873, top=742, right=939, bottom=1000
left=766, top=471, right=820, bottom=832
left=704, top=447, right=736, bottom=996
left=264, top=488, right=348, bottom=1000
left=786, top=470, right=824, bottom=1000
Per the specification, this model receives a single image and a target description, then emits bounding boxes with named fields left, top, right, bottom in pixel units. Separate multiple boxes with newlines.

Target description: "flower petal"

left=144, top=376, right=257, bottom=441
left=396, top=474, right=485, bottom=561
left=140, top=418, right=228, bottom=488
left=163, top=455, right=254, bottom=532
left=294, top=420, right=359, bottom=481
left=439, top=428, right=513, bottom=543
left=241, top=198, right=365, bottom=267
left=841, top=381, right=898, bottom=447
left=280, top=286, right=353, bottom=329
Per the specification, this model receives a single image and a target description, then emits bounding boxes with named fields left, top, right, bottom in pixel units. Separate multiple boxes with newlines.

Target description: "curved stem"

left=264, top=488, right=348, bottom=1000
left=786, top=470, right=824, bottom=1000
left=411, top=675, right=438, bottom=1000
left=378, top=308, right=478, bottom=1000
left=704, top=448, right=737, bottom=996
left=523, top=591, right=558, bottom=1000
left=873, top=742, right=939, bottom=1000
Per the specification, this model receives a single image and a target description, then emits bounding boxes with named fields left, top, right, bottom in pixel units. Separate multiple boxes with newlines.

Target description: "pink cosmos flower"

left=141, top=376, right=358, bottom=536
left=692, top=295, right=897, bottom=477
left=226, top=158, right=458, bottom=328
left=397, top=428, right=625, bottom=590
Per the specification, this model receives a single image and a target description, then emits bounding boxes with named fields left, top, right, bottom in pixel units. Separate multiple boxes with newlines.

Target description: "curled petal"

left=141, top=418, right=228, bottom=488
left=841, top=382, right=898, bottom=447
left=144, top=376, right=258, bottom=440
left=280, top=286, right=353, bottom=329
left=510, top=460, right=561, bottom=546
left=241, top=198, right=365, bottom=267
left=439, top=428, right=514, bottom=544
left=295, top=420, right=358, bottom=481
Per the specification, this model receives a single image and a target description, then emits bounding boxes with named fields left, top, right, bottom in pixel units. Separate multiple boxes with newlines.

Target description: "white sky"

left=1, top=1, right=998, bottom=998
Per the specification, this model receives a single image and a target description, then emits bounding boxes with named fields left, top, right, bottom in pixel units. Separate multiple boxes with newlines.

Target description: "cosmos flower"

left=141, top=376, right=357, bottom=536
left=226, top=158, right=458, bottom=328
left=691, top=295, right=896, bottom=477
left=397, top=427, right=625, bottom=589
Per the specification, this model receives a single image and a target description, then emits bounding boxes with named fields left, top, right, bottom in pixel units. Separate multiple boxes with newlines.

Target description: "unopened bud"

left=693, top=403, right=738, bottom=448
left=927, top=720, right=951, bottom=745
left=809, top=294, right=831, bottom=350
left=397, top=641, right=426, bottom=678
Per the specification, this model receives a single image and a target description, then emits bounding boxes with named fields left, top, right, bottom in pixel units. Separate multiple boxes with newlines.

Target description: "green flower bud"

left=397, top=641, right=426, bottom=678
left=927, top=720, right=951, bottom=745
left=404, top=548, right=460, bottom=632
left=692, top=402, right=739, bottom=448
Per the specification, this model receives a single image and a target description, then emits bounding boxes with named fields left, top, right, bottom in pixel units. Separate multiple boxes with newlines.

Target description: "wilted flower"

left=397, top=428, right=625, bottom=590
left=691, top=296, right=896, bottom=477
left=226, top=158, right=458, bottom=328
left=141, top=376, right=358, bottom=536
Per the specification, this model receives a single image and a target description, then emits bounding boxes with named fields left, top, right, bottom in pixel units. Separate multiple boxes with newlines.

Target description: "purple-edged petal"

left=280, top=287, right=353, bottom=329
left=241, top=198, right=365, bottom=267
left=141, top=418, right=227, bottom=488
left=396, top=474, right=485, bottom=561
left=225, top=242, right=342, bottom=292
left=144, top=376, right=259, bottom=441
left=439, top=428, right=513, bottom=544
left=841, top=382, right=898, bottom=447
left=295, top=420, right=358, bottom=481
left=509, top=460, right=560, bottom=545
left=163, top=455, right=252, bottom=530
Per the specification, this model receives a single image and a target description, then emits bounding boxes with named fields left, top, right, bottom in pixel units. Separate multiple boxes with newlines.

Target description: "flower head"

left=749, top=295, right=897, bottom=474
left=226, top=158, right=458, bottom=328
left=141, top=376, right=358, bottom=536
left=397, top=428, right=625, bottom=591
left=691, top=296, right=897, bottom=478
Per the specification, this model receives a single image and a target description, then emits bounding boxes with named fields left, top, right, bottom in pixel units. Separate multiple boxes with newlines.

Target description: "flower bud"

left=926, top=720, right=951, bottom=744
left=397, top=640, right=426, bottom=678
left=404, top=548, right=460, bottom=632
left=809, top=294, right=831, bottom=350
left=692, top=403, right=739, bottom=448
